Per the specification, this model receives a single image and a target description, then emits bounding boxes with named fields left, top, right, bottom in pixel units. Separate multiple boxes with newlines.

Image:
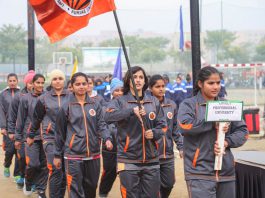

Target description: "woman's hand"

left=15, top=141, right=21, bottom=150
left=222, top=122, right=230, bottom=133
left=145, top=129, right=153, bottom=140
left=105, top=139, right=113, bottom=151
left=26, top=137, right=34, bottom=147
left=214, top=140, right=228, bottom=155
left=53, top=158, right=61, bottom=169
left=133, top=106, right=146, bottom=122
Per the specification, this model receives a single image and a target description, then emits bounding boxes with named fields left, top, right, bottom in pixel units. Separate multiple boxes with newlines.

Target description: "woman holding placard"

left=177, top=66, right=248, bottom=198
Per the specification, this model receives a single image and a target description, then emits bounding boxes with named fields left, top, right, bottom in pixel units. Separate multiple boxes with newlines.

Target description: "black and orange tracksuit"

left=104, top=92, right=167, bottom=198
left=158, top=97, right=183, bottom=198
left=30, top=89, right=69, bottom=198
left=15, top=92, right=48, bottom=193
left=0, top=87, right=20, bottom=177
left=54, top=93, right=111, bottom=198
left=7, top=87, right=29, bottom=179
left=177, top=91, right=249, bottom=198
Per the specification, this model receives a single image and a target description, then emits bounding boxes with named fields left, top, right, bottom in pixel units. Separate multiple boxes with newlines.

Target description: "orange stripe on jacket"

left=192, top=148, right=200, bottom=167
left=121, top=185, right=127, bottom=198
left=124, top=136, right=130, bottom=152
left=178, top=121, right=193, bottom=130
left=47, top=163, right=53, bottom=175
left=67, top=174, right=73, bottom=192
left=26, top=156, right=30, bottom=166
left=69, top=134, right=75, bottom=149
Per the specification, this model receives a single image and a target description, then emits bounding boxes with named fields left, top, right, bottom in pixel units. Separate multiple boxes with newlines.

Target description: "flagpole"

left=190, top=0, right=201, bottom=94
left=113, top=10, right=153, bottom=150
left=27, top=1, right=35, bottom=71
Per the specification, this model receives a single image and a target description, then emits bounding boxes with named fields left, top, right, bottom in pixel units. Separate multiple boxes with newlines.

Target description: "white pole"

left=254, top=67, right=257, bottom=107
left=214, top=122, right=226, bottom=170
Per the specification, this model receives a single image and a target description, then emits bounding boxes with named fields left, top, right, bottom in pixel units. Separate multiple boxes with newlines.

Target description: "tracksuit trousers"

left=44, top=141, right=66, bottom=198
left=3, top=135, right=20, bottom=177
left=25, top=140, right=48, bottom=193
left=160, top=159, right=175, bottom=198
left=186, top=180, right=236, bottom=198
left=119, top=167, right=160, bottom=198
left=65, top=158, right=100, bottom=198
left=99, top=151, right=117, bottom=196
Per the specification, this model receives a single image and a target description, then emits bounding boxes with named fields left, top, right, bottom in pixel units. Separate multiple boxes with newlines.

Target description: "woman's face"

left=26, top=82, right=33, bottom=91
left=130, top=70, right=145, bottom=92
left=72, top=76, right=88, bottom=96
left=51, top=76, right=64, bottom=90
left=33, top=77, right=45, bottom=94
left=8, top=76, right=18, bottom=89
left=199, top=73, right=221, bottom=101
left=112, top=87, right=124, bottom=98
left=67, top=83, right=73, bottom=92
left=87, top=78, right=94, bottom=93
left=150, top=79, right=165, bottom=99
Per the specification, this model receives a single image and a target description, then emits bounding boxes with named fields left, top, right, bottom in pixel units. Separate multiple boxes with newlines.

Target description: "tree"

left=204, top=30, right=237, bottom=62
left=253, top=37, right=265, bottom=62
left=99, top=36, right=169, bottom=64
left=227, top=43, right=250, bottom=63
left=0, top=24, right=27, bottom=63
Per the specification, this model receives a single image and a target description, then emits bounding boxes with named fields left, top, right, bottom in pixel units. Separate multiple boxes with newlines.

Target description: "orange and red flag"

left=29, top=0, right=116, bottom=43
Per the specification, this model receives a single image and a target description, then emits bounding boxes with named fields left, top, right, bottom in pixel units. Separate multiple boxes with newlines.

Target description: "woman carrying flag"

left=105, top=66, right=166, bottom=198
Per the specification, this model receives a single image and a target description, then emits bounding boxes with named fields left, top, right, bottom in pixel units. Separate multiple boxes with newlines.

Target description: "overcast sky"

left=1, top=0, right=265, bottom=36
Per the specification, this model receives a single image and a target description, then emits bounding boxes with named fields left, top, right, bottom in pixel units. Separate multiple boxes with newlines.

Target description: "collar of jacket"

left=31, top=91, right=43, bottom=97
left=160, top=97, right=172, bottom=107
left=4, top=87, right=20, bottom=92
left=69, top=93, right=94, bottom=104
left=196, top=91, right=223, bottom=106
left=125, top=91, right=153, bottom=104
left=50, top=88, right=68, bottom=96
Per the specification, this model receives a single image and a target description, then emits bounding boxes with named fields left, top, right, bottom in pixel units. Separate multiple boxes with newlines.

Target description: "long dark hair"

left=71, top=72, right=88, bottom=85
left=123, top=66, right=148, bottom=95
left=32, top=74, right=45, bottom=83
left=194, top=66, right=221, bottom=95
left=149, top=74, right=164, bottom=88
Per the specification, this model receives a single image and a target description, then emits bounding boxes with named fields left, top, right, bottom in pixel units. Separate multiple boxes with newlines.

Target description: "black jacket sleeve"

left=7, top=94, right=20, bottom=134
left=104, top=98, right=134, bottom=124
left=29, top=98, right=46, bottom=139
left=225, top=120, right=248, bottom=148
left=54, top=106, right=68, bottom=158
left=0, top=93, right=7, bottom=130
left=15, top=96, right=28, bottom=142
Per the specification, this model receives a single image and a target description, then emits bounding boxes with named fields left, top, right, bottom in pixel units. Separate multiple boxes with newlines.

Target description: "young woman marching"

left=104, top=66, right=167, bottom=198
left=177, top=66, right=248, bottom=198
left=15, top=74, right=48, bottom=198
left=0, top=73, right=20, bottom=180
left=53, top=72, right=113, bottom=198
left=99, top=78, right=124, bottom=197
left=7, top=70, right=35, bottom=189
left=87, top=75, right=107, bottom=106
left=29, top=69, right=68, bottom=198
left=149, top=74, right=183, bottom=198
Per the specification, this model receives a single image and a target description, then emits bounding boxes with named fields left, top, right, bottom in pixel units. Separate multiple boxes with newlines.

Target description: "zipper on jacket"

left=80, top=103, right=90, bottom=157
left=141, top=123, right=146, bottom=162
left=163, top=136, right=166, bottom=159
left=57, top=95, right=61, bottom=107
left=46, top=122, right=52, bottom=134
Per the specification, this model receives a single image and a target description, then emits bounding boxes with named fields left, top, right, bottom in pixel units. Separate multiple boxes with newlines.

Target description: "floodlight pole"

left=28, top=1, right=35, bottom=71
left=190, top=0, right=202, bottom=94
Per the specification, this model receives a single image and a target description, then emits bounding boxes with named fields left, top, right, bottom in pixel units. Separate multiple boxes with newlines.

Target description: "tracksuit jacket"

left=54, top=93, right=111, bottom=159
left=0, top=87, right=20, bottom=130
left=7, top=87, right=29, bottom=135
left=158, top=97, right=183, bottom=161
left=104, top=92, right=167, bottom=164
left=15, top=92, right=43, bottom=142
left=177, top=91, right=248, bottom=182
left=30, top=89, right=69, bottom=141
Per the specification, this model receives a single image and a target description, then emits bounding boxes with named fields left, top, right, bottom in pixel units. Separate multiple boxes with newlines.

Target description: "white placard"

left=205, top=101, right=243, bottom=122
